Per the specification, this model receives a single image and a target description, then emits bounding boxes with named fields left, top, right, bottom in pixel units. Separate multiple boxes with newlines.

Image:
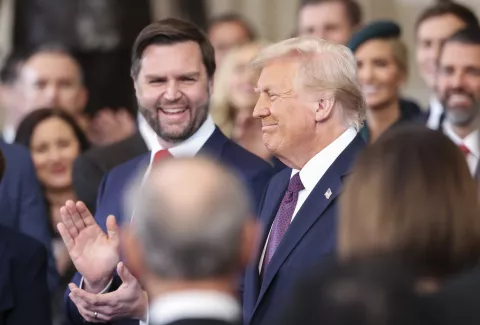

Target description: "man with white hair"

left=242, top=36, right=366, bottom=325
left=121, top=157, right=257, bottom=325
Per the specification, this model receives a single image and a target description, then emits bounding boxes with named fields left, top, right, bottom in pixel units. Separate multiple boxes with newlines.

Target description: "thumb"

left=106, top=215, right=119, bottom=241
left=117, top=262, right=135, bottom=284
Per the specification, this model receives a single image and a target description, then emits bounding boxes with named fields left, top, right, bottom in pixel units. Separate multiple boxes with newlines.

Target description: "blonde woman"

left=211, top=41, right=277, bottom=164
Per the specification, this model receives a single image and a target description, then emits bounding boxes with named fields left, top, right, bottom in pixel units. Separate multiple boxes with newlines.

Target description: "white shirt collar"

left=2, top=125, right=15, bottom=143
left=443, top=122, right=480, bottom=159
left=140, top=114, right=215, bottom=166
left=426, top=96, right=444, bottom=130
left=149, top=290, right=240, bottom=325
left=291, top=127, right=357, bottom=191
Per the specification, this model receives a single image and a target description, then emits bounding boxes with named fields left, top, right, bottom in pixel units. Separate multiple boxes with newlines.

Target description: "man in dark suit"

left=72, top=124, right=148, bottom=213
left=0, top=139, right=58, bottom=292
left=242, top=37, right=366, bottom=325
left=414, top=2, right=479, bottom=130
left=0, top=146, right=52, bottom=325
left=119, top=157, right=253, bottom=325
left=57, top=18, right=273, bottom=325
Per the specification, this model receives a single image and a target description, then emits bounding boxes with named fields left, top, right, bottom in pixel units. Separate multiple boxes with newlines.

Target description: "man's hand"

left=57, top=200, right=120, bottom=292
left=68, top=262, right=148, bottom=323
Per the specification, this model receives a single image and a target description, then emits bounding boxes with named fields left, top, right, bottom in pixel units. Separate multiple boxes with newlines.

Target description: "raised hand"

left=57, top=200, right=120, bottom=292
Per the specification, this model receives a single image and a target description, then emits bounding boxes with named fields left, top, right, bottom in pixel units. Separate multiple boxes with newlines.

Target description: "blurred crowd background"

left=0, top=0, right=480, bottom=325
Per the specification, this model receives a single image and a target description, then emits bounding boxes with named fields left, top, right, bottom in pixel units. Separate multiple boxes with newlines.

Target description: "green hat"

left=348, top=20, right=401, bottom=53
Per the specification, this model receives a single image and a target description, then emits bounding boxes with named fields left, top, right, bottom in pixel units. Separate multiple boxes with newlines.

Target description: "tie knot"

left=153, top=149, right=172, bottom=164
left=288, top=173, right=304, bottom=193
left=459, top=144, right=470, bottom=156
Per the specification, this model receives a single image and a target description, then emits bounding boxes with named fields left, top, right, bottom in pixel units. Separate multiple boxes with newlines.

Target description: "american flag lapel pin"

left=325, top=188, right=332, bottom=199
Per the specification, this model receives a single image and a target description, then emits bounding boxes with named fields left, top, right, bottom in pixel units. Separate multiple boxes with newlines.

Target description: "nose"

left=450, top=72, right=466, bottom=89
left=44, top=85, right=60, bottom=106
left=253, top=93, right=270, bottom=119
left=164, top=81, right=181, bottom=101
left=47, top=147, right=62, bottom=162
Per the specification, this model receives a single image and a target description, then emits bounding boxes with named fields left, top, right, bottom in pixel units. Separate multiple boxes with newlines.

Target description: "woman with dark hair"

left=340, top=125, right=480, bottom=285
left=15, top=108, right=89, bottom=324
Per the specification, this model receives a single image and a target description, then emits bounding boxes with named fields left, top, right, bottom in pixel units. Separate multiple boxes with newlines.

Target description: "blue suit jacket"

left=242, top=134, right=365, bottom=325
left=0, top=140, right=58, bottom=292
left=65, top=128, right=274, bottom=325
left=0, top=225, right=52, bottom=325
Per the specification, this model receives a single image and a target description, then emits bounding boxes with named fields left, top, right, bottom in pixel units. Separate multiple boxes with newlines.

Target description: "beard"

left=138, top=96, right=209, bottom=144
left=441, top=88, right=480, bottom=127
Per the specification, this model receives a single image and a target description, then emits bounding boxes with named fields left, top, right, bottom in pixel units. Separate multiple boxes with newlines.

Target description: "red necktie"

left=459, top=144, right=470, bottom=156
left=262, top=173, right=304, bottom=275
left=153, top=149, right=172, bottom=164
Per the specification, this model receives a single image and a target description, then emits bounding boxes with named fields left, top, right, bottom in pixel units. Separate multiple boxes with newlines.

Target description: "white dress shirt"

left=426, top=96, right=444, bottom=130
left=79, top=115, right=216, bottom=325
left=149, top=290, right=240, bottom=325
left=443, top=122, right=479, bottom=176
left=258, top=127, right=357, bottom=272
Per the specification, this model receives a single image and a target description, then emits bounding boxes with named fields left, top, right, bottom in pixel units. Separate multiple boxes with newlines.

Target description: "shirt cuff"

left=79, top=276, right=114, bottom=294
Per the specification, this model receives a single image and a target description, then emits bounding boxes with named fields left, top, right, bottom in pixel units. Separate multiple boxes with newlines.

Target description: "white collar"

left=429, top=96, right=444, bottom=115
left=143, top=115, right=215, bottom=166
left=149, top=290, right=240, bottom=325
left=291, top=127, right=357, bottom=190
left=443, top=122, right=480, bottom=159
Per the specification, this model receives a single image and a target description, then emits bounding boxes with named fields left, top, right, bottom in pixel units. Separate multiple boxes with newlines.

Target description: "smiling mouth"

left=158, top=107, right=188, bottom=115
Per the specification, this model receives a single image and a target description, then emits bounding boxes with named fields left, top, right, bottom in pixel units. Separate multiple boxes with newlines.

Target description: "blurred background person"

left=296, top=0, right=362, bottom=45
left=348, top=21, right=423, bottom=143
left=14, top=108, right=89, bottom=325
left=415, top=2, right=479, bottom=130
left=16, top=45, right=89, bottom=133
left=436, top=26, right=480, bottom=178
left=0, top=146, right=52, bottom=325
left=340, top=125, right=480, bottom=305
left=211, top=42, right=270, bottom=159
left=0, top=51, right=26, bottom=143
left=207, top=13, right=256, bottom=68
left=120, top=157, right=257, bottom=325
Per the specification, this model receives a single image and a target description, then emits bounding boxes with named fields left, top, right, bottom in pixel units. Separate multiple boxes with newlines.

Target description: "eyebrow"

left=144, top=72, right=201, bottom=79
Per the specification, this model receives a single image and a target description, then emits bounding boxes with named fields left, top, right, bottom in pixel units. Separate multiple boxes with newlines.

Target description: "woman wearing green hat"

left=348, top=20, right=424, bottom=143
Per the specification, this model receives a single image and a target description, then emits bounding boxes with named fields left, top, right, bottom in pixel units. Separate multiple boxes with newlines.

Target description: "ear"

left=120, top=227, right=145, bottom=280
left=314, top=95, right=335, bottom=123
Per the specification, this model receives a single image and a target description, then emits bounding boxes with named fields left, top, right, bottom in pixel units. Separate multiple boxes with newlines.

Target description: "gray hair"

left=251, top=36, right=366, bottom=130
left=125, top=156, right=252, bottom=280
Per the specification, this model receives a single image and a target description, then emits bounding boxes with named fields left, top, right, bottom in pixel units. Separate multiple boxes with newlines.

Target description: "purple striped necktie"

left=262, top=172, right=304, bottom=275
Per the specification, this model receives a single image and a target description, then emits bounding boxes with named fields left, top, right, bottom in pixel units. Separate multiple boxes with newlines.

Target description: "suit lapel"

left=254, top=170, right=342, bottom=311
left=252, top=134, right=365, bottom=314
left=198, top=128, right=227, bottom=157
left=247, top=170, right=290, bottom=302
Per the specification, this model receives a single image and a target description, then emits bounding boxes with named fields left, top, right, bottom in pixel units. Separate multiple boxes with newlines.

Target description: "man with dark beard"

left=58, top=18, right=273, bottom=325
left=436, top=26, right=480, bottom=177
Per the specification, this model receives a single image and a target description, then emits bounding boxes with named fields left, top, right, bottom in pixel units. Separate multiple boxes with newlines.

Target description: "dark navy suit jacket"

left=65, top=128, right=274, bottom=325
left=0, top=225, right=52, bottom=325
left=0, top=140, right=58, bottom=292
left=242, top=134, right=365, bottom=325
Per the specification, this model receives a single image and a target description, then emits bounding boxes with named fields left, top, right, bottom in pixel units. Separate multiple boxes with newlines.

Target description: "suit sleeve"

left=72, top=154, right=105, bottom=215
left=17, top=151, right=59, bottom=292
left=64, top=173, right=122, bottom=325
left=7, top=240, right=52, bottom=325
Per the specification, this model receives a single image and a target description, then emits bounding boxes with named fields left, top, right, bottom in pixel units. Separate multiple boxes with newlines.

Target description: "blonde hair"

left=385, top=37, right=409, bottom=77
left=211, top=41, right=269, bottom=137
left=251, top=36, right=366, bottom=130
